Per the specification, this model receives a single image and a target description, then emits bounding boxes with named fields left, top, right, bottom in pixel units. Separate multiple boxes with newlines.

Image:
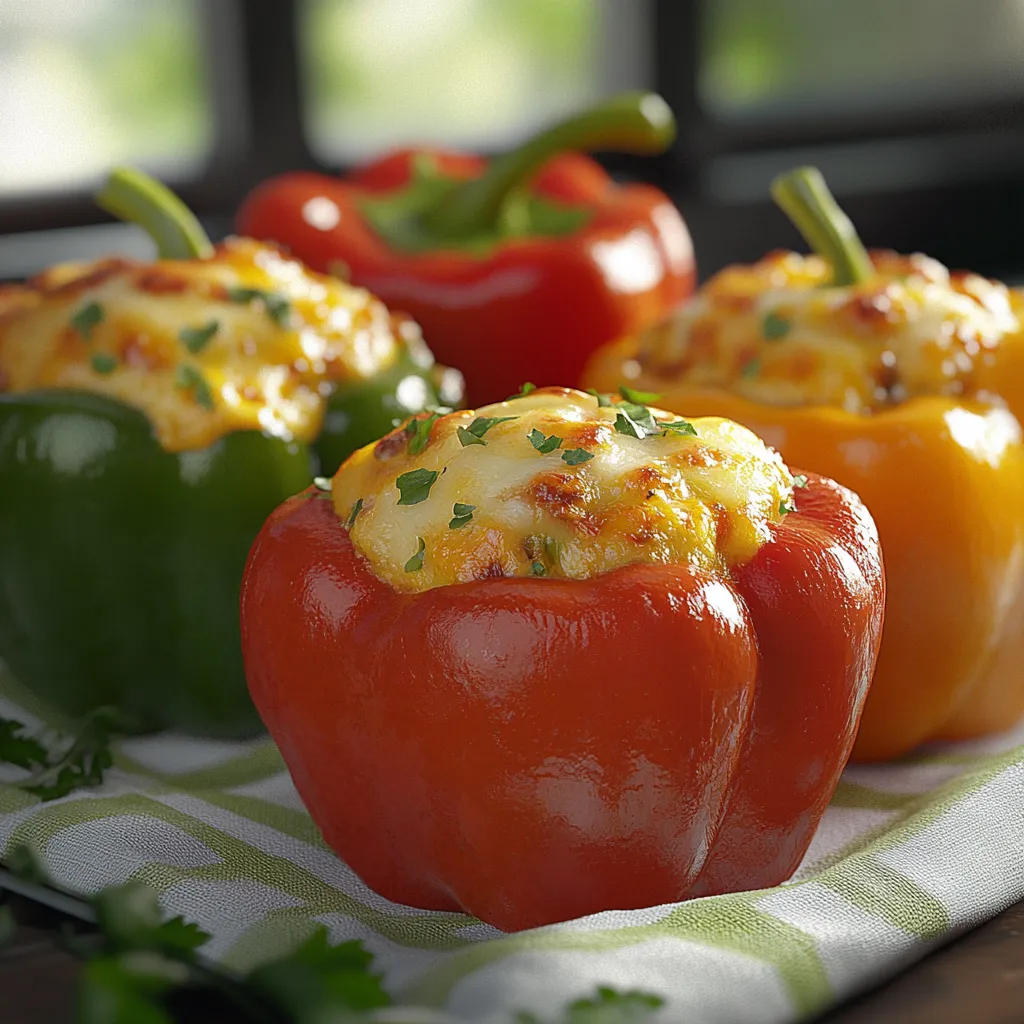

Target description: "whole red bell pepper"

left=236, top=92, right=696, bottom=404
left=239, top=400, right=884, bottom=931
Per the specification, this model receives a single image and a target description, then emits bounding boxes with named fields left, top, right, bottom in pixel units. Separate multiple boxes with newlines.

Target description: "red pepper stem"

left=421, top=91, right=676, bottom=240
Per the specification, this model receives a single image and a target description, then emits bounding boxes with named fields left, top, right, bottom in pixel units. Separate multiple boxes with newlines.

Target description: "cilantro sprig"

left=0, top=709, right=118, bottom=801
left=457, top=415, right=518, bottom=447
left=174, top=364, right=215, bottom=411
left=529, top=429, right=562, bottom=454
left=179, top=319, right=219, bottom=354
left=449, top=502, right=476, bottom=529
left=0, top=857, right=668, bottom=1023
left=404, top=537, right=426, bottom=572
left=226, top=286, right=292, bottom=327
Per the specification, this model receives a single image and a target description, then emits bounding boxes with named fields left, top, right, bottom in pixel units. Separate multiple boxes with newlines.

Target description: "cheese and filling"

left=0, top=236, right=430, bottom=452
left=632, top=250, right=1024, bottom=413
left=331, top=387, right=796, bottom=593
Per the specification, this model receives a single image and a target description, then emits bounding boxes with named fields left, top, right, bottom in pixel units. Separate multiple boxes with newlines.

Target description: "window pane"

left=702, top=0, right=1024, bottom=120
left=0, top=0, right=213, bottom=196
left=301, top=0, right=647, bottom=161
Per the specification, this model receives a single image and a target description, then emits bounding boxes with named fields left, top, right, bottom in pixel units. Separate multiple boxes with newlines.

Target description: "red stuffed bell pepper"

left=241, top=387, right=884, bottom=931
left=236, top=93, right=695, bottom=405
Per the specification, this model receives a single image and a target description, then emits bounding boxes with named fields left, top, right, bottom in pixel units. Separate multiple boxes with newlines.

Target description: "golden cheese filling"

left=331, top=387, right=796, bottom=593
left=631, top=250, right=1024, bottom=413
left=0, top=237, right=427, bottom=452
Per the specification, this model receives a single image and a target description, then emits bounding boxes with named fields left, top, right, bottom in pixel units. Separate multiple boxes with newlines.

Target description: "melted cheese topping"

left=0, top=237, right=426, bottom=451
left=332, top=387, right=795, bottom=593
left=634, top=250, right=1024, bottom=413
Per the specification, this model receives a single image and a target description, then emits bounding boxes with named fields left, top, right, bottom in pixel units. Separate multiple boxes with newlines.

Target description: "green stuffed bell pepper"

left=0, top=169, right=463, bottom=736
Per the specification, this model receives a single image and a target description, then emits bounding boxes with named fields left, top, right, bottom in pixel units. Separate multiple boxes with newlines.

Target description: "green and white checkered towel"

left=2, top=664, right=1023, bottom=1023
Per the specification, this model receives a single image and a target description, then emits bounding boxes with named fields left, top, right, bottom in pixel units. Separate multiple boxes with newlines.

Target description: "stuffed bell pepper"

left=0, top=169, right=462, bottom=736
left=584, top=167, right=1024, bottom=761
left=240, top=386, right=884, bottom=930
left=236, top=92, right=695, bottom=405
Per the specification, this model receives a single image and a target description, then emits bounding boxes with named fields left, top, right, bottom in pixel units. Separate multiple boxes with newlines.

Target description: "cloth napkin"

left=2, top=665, right=1023, bottom=1024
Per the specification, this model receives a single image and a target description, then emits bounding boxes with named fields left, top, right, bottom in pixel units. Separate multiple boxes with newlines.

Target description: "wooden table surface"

left=3, top=890, right=1024, bottom=1023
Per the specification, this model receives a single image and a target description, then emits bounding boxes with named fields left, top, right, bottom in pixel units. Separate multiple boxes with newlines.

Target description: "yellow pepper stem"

left=770, top=166, right=873, bottom=287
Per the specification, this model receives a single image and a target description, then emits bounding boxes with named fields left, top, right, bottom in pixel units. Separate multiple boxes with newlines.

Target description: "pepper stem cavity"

left=770, top=167, right=873, bottom=287
left=96, top=167, right=214, bottom=261
left=422, top=91, right=677, bottom=240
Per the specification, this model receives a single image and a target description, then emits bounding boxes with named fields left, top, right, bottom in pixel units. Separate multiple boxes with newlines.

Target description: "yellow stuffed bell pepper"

left=583, top=167, right=1024, bottom=761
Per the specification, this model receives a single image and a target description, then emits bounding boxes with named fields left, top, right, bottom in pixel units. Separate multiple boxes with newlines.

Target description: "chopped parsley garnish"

left=69, top=301, right=104, bottom=340
left=562, top=448, right=594, bottom=465
left=508, top=381, right=537, bottom=399
left=792, top=473, right=809, bottom=489
left=404, top=537, right=426, bottom=572
left=457, top=425, right=487, bottom=447
left=528, top=428, right=562, bottom=454
left=313, top=476, right=332, bottom=492
left=661, top=418, right=698, bottom=437
left=346, top=497, right=363, bottom=527
left=173, top=364, right=215, bottom=410
left=226, top=286, right=292, bottom=326
left=459, top=415, right=518, bottom=447
left=179, top=319, right=219, bottom=354
left=763, top=311, right=792, bottom=340
left=406, top=412, right=441, bottom=455
left=586, top=388, right=613, bottom=407
left=619, top=385, right=662, bottom=404
left=89, top=353, right=118, bottom=375
left=530, top=561, right=546, bottom=576
left=449, top=502, right=476, bottom=529
left=615, top=400, right=659, bottom=437
left=779, top=498, right=797, bottom=515
left=396, top=468, right=438, bottom=505
left=742, top=356, right=762, bottom=379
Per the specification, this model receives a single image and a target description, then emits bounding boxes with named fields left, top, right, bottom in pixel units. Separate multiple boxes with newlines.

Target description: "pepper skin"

left=239, top=473, right=883, bottom=930
left=236, top=93, right=695, bottom=405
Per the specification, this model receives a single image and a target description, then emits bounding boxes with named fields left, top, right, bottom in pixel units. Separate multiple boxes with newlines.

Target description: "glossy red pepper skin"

left=236, top=152, right=695, bottom=405
left=240, top=473, right=883, bottom=931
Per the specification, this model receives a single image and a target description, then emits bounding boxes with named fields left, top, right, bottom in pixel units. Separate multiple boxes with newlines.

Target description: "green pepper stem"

left=421, top=91, right=676, bottom=239
left=770, top=167, right=873, bottom=286
left=95, top=167, right=214, bottom=260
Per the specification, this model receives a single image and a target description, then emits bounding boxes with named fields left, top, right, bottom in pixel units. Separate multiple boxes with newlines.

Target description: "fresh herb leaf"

left=178, top=319, right=219, bottom=354
left=457, top=425, right=487, bottom=447
left=613, top=412, right=643, bottom=438
left=89, top=353, right=118, bottom=375
left=407, top=412, right=441, bottom=455
left=530, top=561, right=546, bottom=576
left=742, top=357, right=761, bottom=379
left=528, top=429, right=562, bottom=454
left=614, top=401, right=659, bottom=438
left=0, top=716, right=49, bottom=770
left=762, top=311, right=791, bottom=341
left=779, top=498, right=797, bottom=515
left=313, top=476, right=332, bottom=492
left=462, top=415, right=518, bottom=445
left=346, top=497, right=363, bottom=528
left=508, top=382, right=537, bottom=399
left=0, top=708, right=119, bottom=802
left=173, top=364, right=215, bottom=411
left=449, top=502, right=476, bottom=529
left=586, top=388, right=613, bottom=408
left=792, top=473, right=809, bottom=489
left=562, top=448, right=594, bottom=466
left=225, top=286, right=291, bottom=327
left=396, top=468, right=438, bottom=506
left=70, top=301, right=104, bottom=340
left=618, top=385, right=662, bottom=404
left=660, top=418, right=698, bottom=437
left=404, top=537, right=426, bottom=572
